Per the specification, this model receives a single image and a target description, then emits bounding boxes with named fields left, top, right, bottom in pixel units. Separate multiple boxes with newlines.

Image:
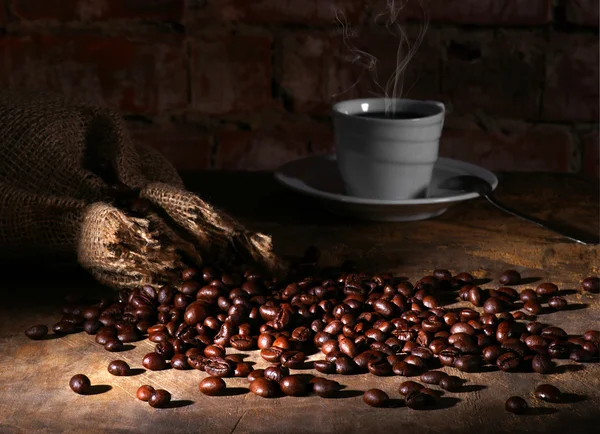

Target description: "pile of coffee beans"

left=25, top=250, right=598, bottom=413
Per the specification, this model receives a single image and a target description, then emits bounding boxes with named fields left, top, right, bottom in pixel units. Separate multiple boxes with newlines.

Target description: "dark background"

left=1, top=0, right=598, bottom=177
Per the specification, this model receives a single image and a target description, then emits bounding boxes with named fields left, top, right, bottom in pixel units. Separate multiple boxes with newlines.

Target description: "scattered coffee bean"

left=581, top=277, right=599, bottom=293
left=531, top=354, right=554, bottom=374
left=107, top=360, right=130, bottom=376
left=69, top=374, right=91, bottom=394
left=148, top=389, right=171, bottom=408
left=199, top=376, right=226, bottom=396
left=570, top=349, right=593, bottom=363
left=363, top=389, right=389, bottom=407
left=247, top=369, right=265, bottom=383
left=249, top=378, right=279, bottom=398
left=499, top=270, right=521, bottom=285
left=439, top=376, right=462, bottom=392
left=505, top=396, right=528, bottom=414
left=137, top=385, right=155, bottom=401
left=536, top=283, right=558, bottom=296
left=534, top=384, right=561, bottom=403
left=104, top=339, right=124, bottom=352
left=523, top=300, right=543, bottom=315
left=312, top=378, right=341, bottom=398
left=142, top=353, right=168, bottom=371
left=548, top=296, right=567, bottom=310
left=420, top=371, right=448, bottom=385
left=25, top=324, right=48, bottom=340
left=399, top=381, right=424, bottom=396
left=280, top=376, right=306, bottom=397
left=171, top=354, right=189, bottom=370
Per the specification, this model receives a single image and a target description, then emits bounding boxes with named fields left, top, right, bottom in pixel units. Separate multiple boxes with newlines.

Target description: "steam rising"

left=333, top=0, right=430, bottom=115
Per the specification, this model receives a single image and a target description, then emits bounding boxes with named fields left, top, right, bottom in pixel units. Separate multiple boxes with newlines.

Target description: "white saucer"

left=274, top=154, right=498, bottom=222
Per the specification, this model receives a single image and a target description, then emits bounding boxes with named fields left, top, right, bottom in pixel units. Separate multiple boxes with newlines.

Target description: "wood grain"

left=0, top=172, right=598, bottom=433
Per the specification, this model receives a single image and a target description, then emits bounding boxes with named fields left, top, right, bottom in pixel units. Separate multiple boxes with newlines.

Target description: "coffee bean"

left=570, top=349, right=593, bottom=362
left=499, top=270, right=521, bottom=285
left=455, top=272, right=474, bottom=284
left=433, top=269, right=452, bottom=281
left=483, top=297, right=507, bottom=314
left=497, top=352, right=520, bottom=372
left=264, top=366, right=289, bottom=383
left=548, top=296, right=567, bottom=310
left=526, top=321, right=544, bottom=335
left=261, top=346, right=284, bottom=363
left=107, top=360, right=130, bottom=376
left=455, top=354, right=481, bottom=372
left=420, top=371, right=448, bottom=385
left=392, top=361, right=418, bottom=376
left=104, top=339, right=124, bottom=352
left=367, top=360, right=392, bottom=376
left=280, top=376, right=307, bottom=396
left=312, top=378, right=341, bottom=398
left=247, top=369, right=265, bottom=382
left=148, top=389, right=171, bottom=408
left=584, top=330, right=600, bottom=343
left=83, top=320, right=102, bottom=335
left=405, top=391, right=430, bottom=409
left=523, top=300, right=542, bottom=315
left=536, top=283, right=558, bottom=296
left=137, top=385, right=155, bottom=401
left=53, top=321, right=77, bottom=334
left=143, top=353, right=168, bottom=371
left=439, top=375, right=462, bottom=392
left=541, top=326, right=567, bottom=340
left=363, top=389, right=389, bottom=407
left=531, top=354, right=554, bottom=374
left=69, top=374, right=91, bottom=394
left=204, top=344, right=225, bottom=358
left=199, top=376, right=226, bottom=396
left=548, top=342, right=570, bottom=359
left=505, top=396, right=528, bottom=414
left=314, top=360, right=336, bottom=374
left=519, top=289, right=537, bottom=302
left=230, top=335, right=256, bottom=351
left=171, top=354, right=189, bottom=370
left=25, top=324, right=48, bottom=340
left=534, top=384, right=561, bottom=403
left=281, top=351, right=305, bottom=369
left=399, top=381, right=423, bottom=396
left=205, top=358, right=233, bottom=377
left=581, top=277, right=599, bottom=293
left=234, top=362, right=253, bottom=377
left=249, top=378, right=279, bottom=398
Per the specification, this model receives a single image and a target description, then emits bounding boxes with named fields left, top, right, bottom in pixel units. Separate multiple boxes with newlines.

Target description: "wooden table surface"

left=1, top=172, right=598, bottom=434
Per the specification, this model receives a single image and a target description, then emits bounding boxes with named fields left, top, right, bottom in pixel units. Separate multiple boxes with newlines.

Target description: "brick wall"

left=1, top=0, right=598, bottom=176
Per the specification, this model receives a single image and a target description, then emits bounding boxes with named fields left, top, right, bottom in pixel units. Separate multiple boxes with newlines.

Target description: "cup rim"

left=332, top=98, right=445, bottom=124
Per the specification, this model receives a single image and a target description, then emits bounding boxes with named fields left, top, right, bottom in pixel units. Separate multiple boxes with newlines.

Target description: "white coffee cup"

left=332, top=98, right=446, bottom=200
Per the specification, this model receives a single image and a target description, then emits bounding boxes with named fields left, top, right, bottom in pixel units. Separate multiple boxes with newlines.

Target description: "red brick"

left=216, top=129, right=309, bottom=170
left=566, top=0, right=599, bottom=26
left=442, top=29, right=544, bottom=119
left=439, top=116, right=574, bottom=172
left=190, top=35, right=275, bottom=115
left=129, top=123, right=212, bottom=171
left=542, top=34, right=599, bottom=122
left=280, top=26, right=441, bottom=115
left=383, top=0, right=552, bottom=25
left=581, top=129, right=599, bottom=178
left=12, top=0, right=183, bottom=21
left=0, top=35, right=186, bottom=114
left=199, top=0, right=366, bottom=25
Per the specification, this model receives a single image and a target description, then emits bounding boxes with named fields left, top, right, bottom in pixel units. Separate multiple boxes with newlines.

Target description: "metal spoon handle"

left=484, top=195, right=599, bottom=246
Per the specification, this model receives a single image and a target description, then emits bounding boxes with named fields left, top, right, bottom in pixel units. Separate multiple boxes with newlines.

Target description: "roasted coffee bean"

left=398, top=381, right=424, bottom=396
left=171, top=354, right=189, bottom=370
left=505, top=396, right=528, bottom=414
left=234, top=362, right=253, bottom=377
left=526, top=321, right=544, bottom=335
left=584, top=330, right=600, bottom=343
left=312, top=378, right=341, bottom=398
left=367, top=360, right=391, bottom=376
left=247, top=369, right=265, bottom=383
left=534, top=384, right=561, bottom=403
left=199, top=376, right=226, bottom=396
left=257, top=333, right=275, bottom=350
left=83, top=320, right=103, bottom=335
left=137, top=385, right=155, bottom=401
left=53, top=321, right=77, bottom=334
left=548, top=296, right=567, bottom=310
left=536, top=283, right=558, bottom=296
left=184, top=301, right=207, bottom=326
left=108, top=360, right=130, bottom=376
left=482, top=345, right=503, bottom=364
left=499, top=270, right=521, bottom=285
left=439, top=348, right=460, bottom=367
left=548, top=342, right=571, bottom=359
left=230, top=335, right=255, bottom=351
left=467, top=286, right=484, bottom=307
left=519, top=289, right=537, bottom=302
left=205, top=358, right=233, bottom=377
left=501, top=339, right=528, bottom=356
left=497, top=352, right=520, bottom=372
left=104, top=339, right=124, bottom=352
left=420, top=371, right=448, bottom=385
left=143, top=353, right=168, bottom=371
left=405, top=391, right=431, bottom=410
left=148, top=389, right=171, bottom=408
left=314, top=360, right=336, bottom=374
left=483, top=297, right=507, bottom=314
left=249, top=378, right=279, bottom=398
left=264, top=366, right=289, bottom=383
left=363, top=389, right=389, bottom=407
left=455, top=272, right=474, bottom=284
left=581, top=277, right=599, bottom=293
left=523, top=301, right=542, bottom=315
left=69, top=374, right=91, bottom=394
left=455, top=354, right=480, bottom=372
left=260, top=346, right=285, bottom=363
left=411, top=347, right=433, bottom=360
left=25, top=324, right=48, bottom=340
left=541, top=326, right=567, bottom=340
left=433, top=269, right=452, bottom=281
left=439, top=375, right=462, bottom=392
left=281, top=351, right=305, bottom=369
left=392, top=361, right=419, bottom=377
left=280, top=376, right=307, bottom=397
left=570, top=349, right=593, bottom=362
left=531, top=354, right=554, bottom=374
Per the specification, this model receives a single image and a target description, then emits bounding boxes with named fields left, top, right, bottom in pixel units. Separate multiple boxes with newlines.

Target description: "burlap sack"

left=0, top=89, right=287, bottom=289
